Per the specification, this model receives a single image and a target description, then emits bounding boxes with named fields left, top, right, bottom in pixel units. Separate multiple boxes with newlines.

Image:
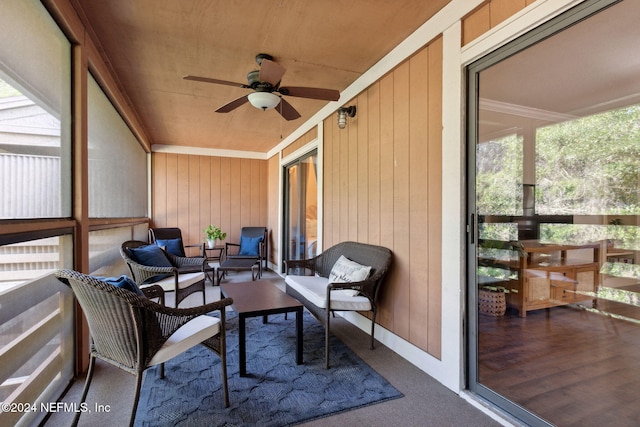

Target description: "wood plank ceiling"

left=70, top=0, right=450, bottom=153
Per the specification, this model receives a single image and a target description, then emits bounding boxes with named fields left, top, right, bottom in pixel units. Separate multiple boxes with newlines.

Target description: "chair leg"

left=220, top=337, right=229, bottom=407
left=370, top=316, right=376, bottom=350
left=73, top=355, right=96, bottom=427
left=129, top=372, right=144, bottom=427
left=325, top=309, right=331, bottom=369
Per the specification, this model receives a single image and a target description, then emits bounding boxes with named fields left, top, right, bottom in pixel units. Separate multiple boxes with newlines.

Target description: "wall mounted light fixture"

left=337, top=106, right=356, bottom=129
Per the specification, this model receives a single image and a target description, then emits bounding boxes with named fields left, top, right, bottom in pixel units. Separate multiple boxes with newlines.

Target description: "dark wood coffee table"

left=220, top=280, right=303, bottom=376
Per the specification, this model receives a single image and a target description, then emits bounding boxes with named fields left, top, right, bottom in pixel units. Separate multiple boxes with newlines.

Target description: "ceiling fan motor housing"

left=247, top=70, right=260, bottom=87
left=246, top=70, right=275, bottom=92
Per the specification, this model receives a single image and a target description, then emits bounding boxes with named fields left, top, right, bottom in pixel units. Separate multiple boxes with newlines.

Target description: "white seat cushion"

left=285, top=275, right=372, bottom=311
left=144, top=272, right=205, bottom=292
left=149, top=315, right=220, bottom=366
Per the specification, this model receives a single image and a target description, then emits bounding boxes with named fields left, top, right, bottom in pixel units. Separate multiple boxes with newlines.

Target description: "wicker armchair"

left=55, top=269, right=232, bottom=427
left=284, top=241, right=392, bottom=368
left=149, top=227, right=204, bottom=274
left=121, top=240, right=206, bottom=307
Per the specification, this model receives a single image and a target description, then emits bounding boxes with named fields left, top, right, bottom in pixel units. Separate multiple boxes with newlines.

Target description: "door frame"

left=279, top=131, right=323, bottom=271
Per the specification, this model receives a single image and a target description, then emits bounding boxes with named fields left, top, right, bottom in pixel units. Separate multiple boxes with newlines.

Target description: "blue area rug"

left=135, top=311, right=403, bottom=426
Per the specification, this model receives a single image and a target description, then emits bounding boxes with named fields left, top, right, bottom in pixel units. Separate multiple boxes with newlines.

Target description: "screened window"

left=0, top=0, right=71, bottom=219
left=88, top=75, right=147, bottom=218
left=0, top=1, right=74, bottom=425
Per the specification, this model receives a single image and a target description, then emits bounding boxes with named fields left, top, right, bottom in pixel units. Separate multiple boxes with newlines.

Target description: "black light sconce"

left=337, top=106, right=356, bottom=129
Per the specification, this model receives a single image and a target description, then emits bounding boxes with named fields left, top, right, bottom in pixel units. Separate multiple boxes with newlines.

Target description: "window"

left=0, top=1, right=74, bottom=425
left=88, top=75, right=147, bottom=218
left=0, top=1, right=71, bottom=220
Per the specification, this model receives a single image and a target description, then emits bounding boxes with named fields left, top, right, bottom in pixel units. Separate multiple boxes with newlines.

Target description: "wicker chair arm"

left=184, top=243, right=203, bottom=249
left=224, top=242, right=240, bottom=257
left=126, top=294, right=231, bottom=339
left=327, top=277, right=376, bottom=299
left=130, top=296, right=232, bottom=364
left=142, top=296, right=233, bottom=317
left=126, top=261, right=176, bottom=284
left=164, top=252, right=206, bottom=269
left=141, top=284, right=165, bottom=303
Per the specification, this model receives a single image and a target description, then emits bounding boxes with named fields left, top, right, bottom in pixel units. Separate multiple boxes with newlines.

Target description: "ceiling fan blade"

left=215, top=95, right=250, bottom=113
left=275, top=97, right=301, bottom=121
left=278, top=86, right=340, bottom=101
left=183, top=75, right=247, bottom=88
left=259, top=59, right=286, bottom=86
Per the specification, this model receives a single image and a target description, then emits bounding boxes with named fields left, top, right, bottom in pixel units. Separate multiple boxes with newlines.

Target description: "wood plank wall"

left=462, top=0, right=537, bottom=45
left=323, top=38, right=443, bottom=358
left=151, top=153, right=268, bottom=252
left=282, top=127, right=317, bottom=158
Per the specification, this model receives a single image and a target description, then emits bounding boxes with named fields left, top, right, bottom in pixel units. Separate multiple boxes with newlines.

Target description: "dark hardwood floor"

left=478, top=298, right=640, bottom=426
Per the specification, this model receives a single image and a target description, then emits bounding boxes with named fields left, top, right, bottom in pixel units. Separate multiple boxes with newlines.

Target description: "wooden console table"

left=506, top=242, right=600, bottom=317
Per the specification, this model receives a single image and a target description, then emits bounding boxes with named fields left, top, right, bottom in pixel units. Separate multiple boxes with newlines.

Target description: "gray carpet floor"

left=44, top=270, right=506, bottom=427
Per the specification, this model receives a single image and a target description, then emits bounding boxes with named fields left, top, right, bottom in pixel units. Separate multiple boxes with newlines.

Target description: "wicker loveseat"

left=284, top=241, right=392, bottom=368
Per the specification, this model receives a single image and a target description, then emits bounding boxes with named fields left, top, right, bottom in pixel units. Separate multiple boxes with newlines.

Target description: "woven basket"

left=478, top=289, right=506, bottom=316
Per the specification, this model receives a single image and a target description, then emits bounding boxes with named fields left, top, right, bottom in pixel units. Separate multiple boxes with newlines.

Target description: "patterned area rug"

left=135, top=311, right=403, bottom=426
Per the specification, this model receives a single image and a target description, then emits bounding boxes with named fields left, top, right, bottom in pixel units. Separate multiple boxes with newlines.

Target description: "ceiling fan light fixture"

left=248, top=92, right=280, bottom=110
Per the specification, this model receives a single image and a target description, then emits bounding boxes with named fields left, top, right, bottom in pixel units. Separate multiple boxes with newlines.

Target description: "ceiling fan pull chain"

left=280, top=102, right=283, bottom=139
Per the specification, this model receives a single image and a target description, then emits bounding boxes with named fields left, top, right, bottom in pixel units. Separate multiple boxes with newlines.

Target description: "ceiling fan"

left=183, top=53, right=340, bottom=121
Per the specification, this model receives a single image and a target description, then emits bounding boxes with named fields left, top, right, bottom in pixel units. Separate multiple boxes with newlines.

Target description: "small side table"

left=202, top=244, right=225, bottom=283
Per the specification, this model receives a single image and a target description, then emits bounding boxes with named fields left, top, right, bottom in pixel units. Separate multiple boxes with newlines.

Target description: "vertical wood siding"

left=462, top=0, right=537, bottom=46
left=323, top=38, right=443, bottom=358
left=282, top=127, right=317, bottom=158
left=151, top=153, right=268, bottom=251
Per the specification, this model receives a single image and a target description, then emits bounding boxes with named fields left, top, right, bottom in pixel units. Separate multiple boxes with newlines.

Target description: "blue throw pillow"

left=155, top=238, right=184, bottom=257
left=101, top=275, right=144, bottom=296
left=238, top=235, right=263, bottom=256
left=130, top=244, right=173, bottom=267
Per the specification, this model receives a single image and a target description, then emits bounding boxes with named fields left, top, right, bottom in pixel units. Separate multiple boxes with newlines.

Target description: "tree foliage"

left=477, top=106, right=640, bottom=217
left=536, top=106, right=640, bottom=215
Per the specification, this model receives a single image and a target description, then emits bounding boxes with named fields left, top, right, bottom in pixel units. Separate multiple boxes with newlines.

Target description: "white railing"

left=0, top=273, right=74, bottom=426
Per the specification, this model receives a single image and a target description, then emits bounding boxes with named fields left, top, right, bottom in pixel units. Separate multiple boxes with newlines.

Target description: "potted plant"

left=204, top=225, right=226, bottom=248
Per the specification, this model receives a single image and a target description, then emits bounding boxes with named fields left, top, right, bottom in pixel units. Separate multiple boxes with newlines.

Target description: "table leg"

left=295, top=307, right=303, bottom=365
left=239, top=314, right=247, bottom=376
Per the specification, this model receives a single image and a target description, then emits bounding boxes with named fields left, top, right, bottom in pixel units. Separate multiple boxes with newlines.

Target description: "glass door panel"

left=283, top=151, right=318, bottom=266
left=469, top=1, right=640, bottom=425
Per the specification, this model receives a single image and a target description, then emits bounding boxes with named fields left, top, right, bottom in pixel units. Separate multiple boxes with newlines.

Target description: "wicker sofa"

left=284, top=241, right=392, bottom=368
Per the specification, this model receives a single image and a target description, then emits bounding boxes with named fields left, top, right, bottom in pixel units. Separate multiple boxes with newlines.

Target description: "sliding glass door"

left=468, top=1, right=640, bottom=425
left=283, top=151, right=318, bottom=266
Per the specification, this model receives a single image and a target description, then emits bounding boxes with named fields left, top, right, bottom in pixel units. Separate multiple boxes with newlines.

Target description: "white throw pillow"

left=328, top=255, right=372, bottom=293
